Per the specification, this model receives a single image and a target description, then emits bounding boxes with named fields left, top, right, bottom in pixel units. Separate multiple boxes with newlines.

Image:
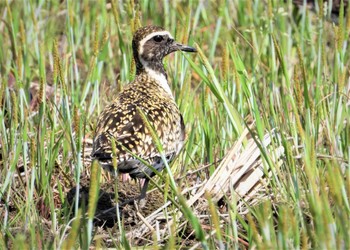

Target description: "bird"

left=91, top=25, right=196, bottom=205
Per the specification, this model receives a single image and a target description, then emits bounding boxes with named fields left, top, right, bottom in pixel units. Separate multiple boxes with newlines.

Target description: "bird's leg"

left=139, top=178, right=149, bottom=200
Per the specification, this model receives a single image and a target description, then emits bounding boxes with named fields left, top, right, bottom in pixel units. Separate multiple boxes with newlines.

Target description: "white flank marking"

left=176, top=140, right=184, bottom=154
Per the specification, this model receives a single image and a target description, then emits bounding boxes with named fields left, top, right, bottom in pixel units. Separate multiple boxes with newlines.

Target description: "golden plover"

left=91, top=25, right=196, bottom=203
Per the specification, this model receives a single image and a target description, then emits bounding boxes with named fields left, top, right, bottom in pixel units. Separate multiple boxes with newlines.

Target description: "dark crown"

left=132, top=25, right=196, bottom=76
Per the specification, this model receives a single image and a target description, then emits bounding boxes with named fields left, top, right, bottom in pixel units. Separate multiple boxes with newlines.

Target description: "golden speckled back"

left=92, top=72, right=185, bottom=178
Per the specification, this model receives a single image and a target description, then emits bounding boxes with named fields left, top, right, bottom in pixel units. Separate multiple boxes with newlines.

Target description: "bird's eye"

left=153, top=35, right=163, bottom=42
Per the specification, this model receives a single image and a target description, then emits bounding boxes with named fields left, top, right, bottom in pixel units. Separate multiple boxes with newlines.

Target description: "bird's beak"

left=176, top=43, right=197, bottom=52
left=169, top=42, right=197, bottom=53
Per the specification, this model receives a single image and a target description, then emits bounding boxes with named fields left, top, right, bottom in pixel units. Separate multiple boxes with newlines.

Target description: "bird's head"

left=132, top=25, right=196, bottom=72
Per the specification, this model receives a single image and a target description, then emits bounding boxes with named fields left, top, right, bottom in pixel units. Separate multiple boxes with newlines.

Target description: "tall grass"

left=0, top=0, right=349, bottom=248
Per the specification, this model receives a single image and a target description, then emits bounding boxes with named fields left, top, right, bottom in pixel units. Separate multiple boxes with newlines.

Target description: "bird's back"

left=91, top=73, right=185, bottom=178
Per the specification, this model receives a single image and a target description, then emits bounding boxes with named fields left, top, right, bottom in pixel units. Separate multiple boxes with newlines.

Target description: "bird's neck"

left=136, top=58, right=167, bottom=78
left=135, top=57, right=173, bottom=97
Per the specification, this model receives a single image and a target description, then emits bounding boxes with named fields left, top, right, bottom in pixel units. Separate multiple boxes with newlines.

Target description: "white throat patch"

left=145, top=66, right=173, bottom=97
left=139, top=58, right=172, bottom=97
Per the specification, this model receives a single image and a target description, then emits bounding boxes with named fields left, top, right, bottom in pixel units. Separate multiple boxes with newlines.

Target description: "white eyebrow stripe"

left=138, top=31, right=173, bottom=55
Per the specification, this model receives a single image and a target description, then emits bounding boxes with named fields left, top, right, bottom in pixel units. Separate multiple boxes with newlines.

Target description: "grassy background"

left=0, top=0, right=349, bottom=248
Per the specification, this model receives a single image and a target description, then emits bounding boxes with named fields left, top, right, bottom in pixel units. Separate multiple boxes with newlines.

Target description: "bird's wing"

left=91, top=102, right=176, bottom=164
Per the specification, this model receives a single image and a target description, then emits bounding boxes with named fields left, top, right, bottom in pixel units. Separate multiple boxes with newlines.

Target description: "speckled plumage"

left=91, top=26, right=196, bottom=195
left=92, top=73, right=185, bottom=178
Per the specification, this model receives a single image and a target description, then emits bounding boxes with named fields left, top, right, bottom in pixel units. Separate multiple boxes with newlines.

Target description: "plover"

left=91, top=25, right=196, bottom=204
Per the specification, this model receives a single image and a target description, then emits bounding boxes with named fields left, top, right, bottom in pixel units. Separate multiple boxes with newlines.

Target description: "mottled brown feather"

left=91, top=25, right=192, bottom=181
